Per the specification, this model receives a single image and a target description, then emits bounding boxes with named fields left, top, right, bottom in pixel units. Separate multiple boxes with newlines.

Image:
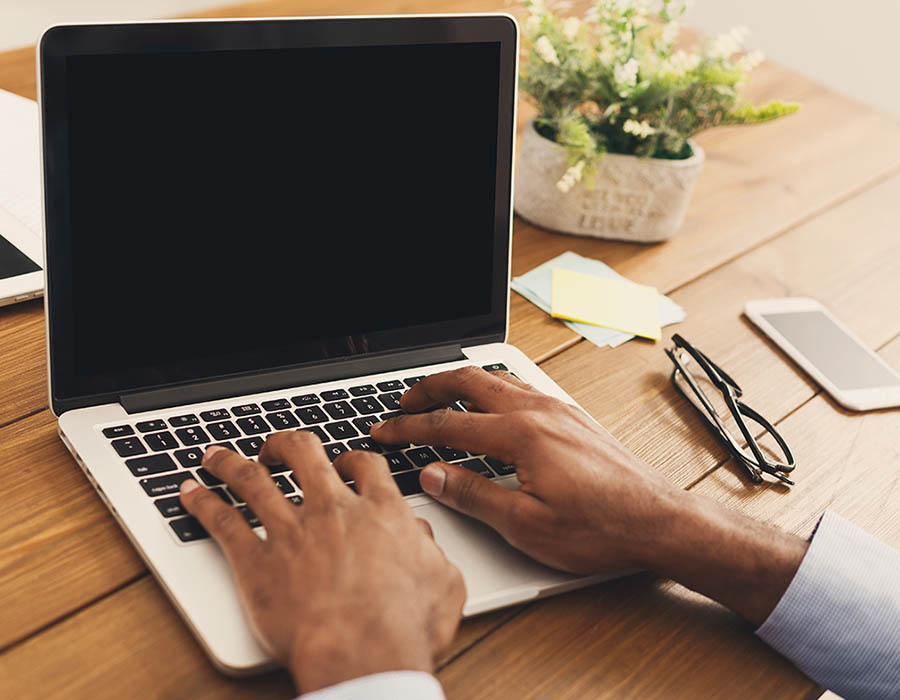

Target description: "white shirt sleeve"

left=756, top=510, right=900, bottom=700
left=295, top=671, right=445, bottom=700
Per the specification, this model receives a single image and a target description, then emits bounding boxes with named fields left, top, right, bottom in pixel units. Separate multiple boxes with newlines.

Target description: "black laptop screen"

left=41, top=18, right=515, bottom=409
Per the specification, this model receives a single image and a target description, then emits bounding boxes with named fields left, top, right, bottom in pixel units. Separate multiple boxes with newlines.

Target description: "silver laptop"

left=39, top=14, right=617, bottom=675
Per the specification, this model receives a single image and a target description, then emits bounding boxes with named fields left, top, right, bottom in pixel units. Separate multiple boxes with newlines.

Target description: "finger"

left=202, top=446, right=295, bottom=536
left=417, top=517, right=435, bottom=539
left=332, top=450, right=398, bottom=501
left=465, top=370, right=537, bottom=412
left=400, top=366, right=543, bottom=414
left=259, top=430, right=343, bottom=501
left=418, top=462, right=529, bottom=536
left=179, top=479, right=261, bottom=560
left=371, top=410, right=516, bottom=464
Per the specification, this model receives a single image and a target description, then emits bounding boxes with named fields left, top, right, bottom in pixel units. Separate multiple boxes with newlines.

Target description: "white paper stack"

left=511, top=251, right=686, bottom=348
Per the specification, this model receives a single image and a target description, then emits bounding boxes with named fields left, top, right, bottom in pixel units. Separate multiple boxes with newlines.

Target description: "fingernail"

left=420, top=465, right=446, bottom=497
left=180, top=479, right=200, bottom=495
left=370, top=421, right=385, bottom=432
left=203, top=445, right=225, bottom=463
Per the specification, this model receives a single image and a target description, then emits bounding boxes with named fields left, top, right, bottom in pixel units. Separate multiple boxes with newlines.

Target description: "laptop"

left=39, top=14, right=619, bottom=675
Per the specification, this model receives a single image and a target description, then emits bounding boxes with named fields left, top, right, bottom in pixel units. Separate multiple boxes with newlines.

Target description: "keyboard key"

left=175, top=426, right=210, bottom=446
left=325, top=421, right=358, bottom=441
left=286, top=494, right=304, bottom=506
left=211, top=441, right=237, bottom=451
left=435, top=446, right=467, bottom=462
left=111, top=436, right=146, bottom=457
left=350, top=396, right=383, bottom=415
left=291, top=393, right=320, bottom=406
left=136, top=419, right=166, bottom=433
left=207, top=420, right=240, bottom=440
left=266, top=411, right=300, bottom=429
left=383, top=452, right=414, bottom=473
left=485, top=457, right=516, bottom=475
left=296, top=406, right=328, bottom=425
left=481, top=363, right=508, bottom=372
left=324, top=401, right=356, bottom=419
left=154, top=488, right=229, bottom=518
left=404, top=376, right=425, bottom=387
left=145, top=431, right=178, bottom=452
left=393, top=470, right=424, bottom=496
left=349, top=384, right=377, bottom=396
left=237, top=436, right=264, bottom=456
left=238, top=505, right=260, bottom=528
left=407, top=447, right=440, bottom=467
left=347, top=437, right=383, bottom=453
left=379, top=411, right=403, bottom=421
left=376, top=380, right=405, bottom=392
left=298, top=426, right=328, bottom=442
left=174, top=447, right=204, bottom=468
left=262, top=399, right=291, bottom=411
left=125, top=453, right=177, bottom=476
left=273, top=475, right=295, bottom=495
left=352, top=416, right=380, bottom=435
left=200, top=408, right=230, bottom=421
left=459, top=458, right=494, bottom=477
left=321, top=389, right=349, bottom=401
left=168, top=414, right=199, bottom=427
left=232, top=403, right=261, bottom=416
left=236, top=416, right=269, bottom=435
left=103, top=425, right=133, bottom=438
left=322, top=442, right=349, bottom=462
left=196, top=468, right=223, bottom=486
left=140, top=471, right=193, bottom=497
left=265, top=460, right=290, bottom=474
left=379, top=392, right=402, bottom=411
left=170, top=516, right=209, bottom=542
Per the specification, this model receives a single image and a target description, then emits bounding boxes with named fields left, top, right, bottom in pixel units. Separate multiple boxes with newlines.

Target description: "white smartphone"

left=744, top=297, right=900, bottom=411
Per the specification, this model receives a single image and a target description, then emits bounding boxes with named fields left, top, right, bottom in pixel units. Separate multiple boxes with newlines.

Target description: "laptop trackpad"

left=413, top=500, right=580, bottom=615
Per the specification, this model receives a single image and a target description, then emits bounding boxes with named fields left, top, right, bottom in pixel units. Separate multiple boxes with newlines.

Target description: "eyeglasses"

left=665, top=334, right=796, bottom=486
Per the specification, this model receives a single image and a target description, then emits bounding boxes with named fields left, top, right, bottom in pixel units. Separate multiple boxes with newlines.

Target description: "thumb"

left=419, top=462, right=518, bottom=533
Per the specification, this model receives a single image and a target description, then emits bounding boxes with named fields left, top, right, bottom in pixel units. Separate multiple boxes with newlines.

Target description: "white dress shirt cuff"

left=296, top=671, right=445, bottom=700
left=756, top=510, right=900, bottom=700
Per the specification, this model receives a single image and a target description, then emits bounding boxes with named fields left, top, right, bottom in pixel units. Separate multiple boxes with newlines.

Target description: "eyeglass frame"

left=665, top=333, right=796, bottom=486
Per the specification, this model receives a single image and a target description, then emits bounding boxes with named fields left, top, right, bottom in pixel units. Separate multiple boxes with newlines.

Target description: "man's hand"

left=371, top=367, right=808, bottom=626
left=178, top=434, right=465, bottom=694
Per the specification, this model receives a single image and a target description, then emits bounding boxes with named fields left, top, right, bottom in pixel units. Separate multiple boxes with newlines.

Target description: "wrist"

left=288, top=632, right=433, bottom=695
left=637, top=490, right=808, bottom=626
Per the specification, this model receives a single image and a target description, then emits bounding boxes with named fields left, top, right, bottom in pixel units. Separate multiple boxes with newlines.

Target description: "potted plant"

left=515, top=0, right=800, bottom=242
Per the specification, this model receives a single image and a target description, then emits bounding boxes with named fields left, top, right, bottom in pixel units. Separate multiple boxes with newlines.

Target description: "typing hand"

left=371, top=367, right=807, bottom=625
left=179, top=435, right=465, bottom=694
left=371, top=366, right=681, bottom=575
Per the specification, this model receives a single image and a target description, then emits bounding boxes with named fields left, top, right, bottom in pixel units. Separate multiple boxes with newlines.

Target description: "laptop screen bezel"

left=39, top=15, right=517, bottom=415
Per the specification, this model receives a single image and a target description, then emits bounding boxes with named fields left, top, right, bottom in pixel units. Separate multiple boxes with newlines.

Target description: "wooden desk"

left=2, top=1, right=900, bottom=697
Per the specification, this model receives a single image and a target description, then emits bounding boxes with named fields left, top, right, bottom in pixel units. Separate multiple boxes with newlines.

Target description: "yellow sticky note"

left=551, top=268, right=662, bottom=340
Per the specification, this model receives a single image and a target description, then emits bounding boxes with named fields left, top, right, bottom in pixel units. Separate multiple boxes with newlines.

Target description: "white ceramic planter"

left=514, top=121, right=705, bottom=243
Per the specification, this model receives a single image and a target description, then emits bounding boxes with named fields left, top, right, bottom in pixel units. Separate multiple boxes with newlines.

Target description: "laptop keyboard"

left=99, top=364, right=517, bottom=543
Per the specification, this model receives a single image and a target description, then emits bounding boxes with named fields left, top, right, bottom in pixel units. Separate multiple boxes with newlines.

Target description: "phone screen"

left=761, top=310, right=900, bottom=391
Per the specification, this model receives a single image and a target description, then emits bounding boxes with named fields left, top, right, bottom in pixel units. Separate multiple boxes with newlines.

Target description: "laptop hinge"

left=119, top=343, right=467, bottom=415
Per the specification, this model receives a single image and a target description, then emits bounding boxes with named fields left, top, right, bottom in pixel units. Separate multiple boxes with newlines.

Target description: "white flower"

left=613, top=57, right=640, bottom=95
left=556, top=160, right=586, bottom=194
left=660, top=49, right=700, bottom=76
left=710, top=25, right=749, bottom=59
left=534, top=35, right=560, bottom=65
left=623, top=119, right=656, bottom=138
left=562, top=16, right=581, bottom=40
left=739, top=49, right=765, bottom=71
left=525, top=14, right=541, bottom=33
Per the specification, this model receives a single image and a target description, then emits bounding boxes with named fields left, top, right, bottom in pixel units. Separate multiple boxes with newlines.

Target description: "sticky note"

left=551, top=268, right=662, bottom=340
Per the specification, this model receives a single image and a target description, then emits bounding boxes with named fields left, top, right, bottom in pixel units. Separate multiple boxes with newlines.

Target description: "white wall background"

left=686, top=0, right=900, bottom=118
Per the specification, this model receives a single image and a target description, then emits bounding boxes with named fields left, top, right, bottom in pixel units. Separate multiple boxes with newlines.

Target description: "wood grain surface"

left=2, top=0, right=899, bottom=698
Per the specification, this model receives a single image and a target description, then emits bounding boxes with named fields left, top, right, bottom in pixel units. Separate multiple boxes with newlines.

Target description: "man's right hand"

left=371, top=366, right=809, bottom=626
